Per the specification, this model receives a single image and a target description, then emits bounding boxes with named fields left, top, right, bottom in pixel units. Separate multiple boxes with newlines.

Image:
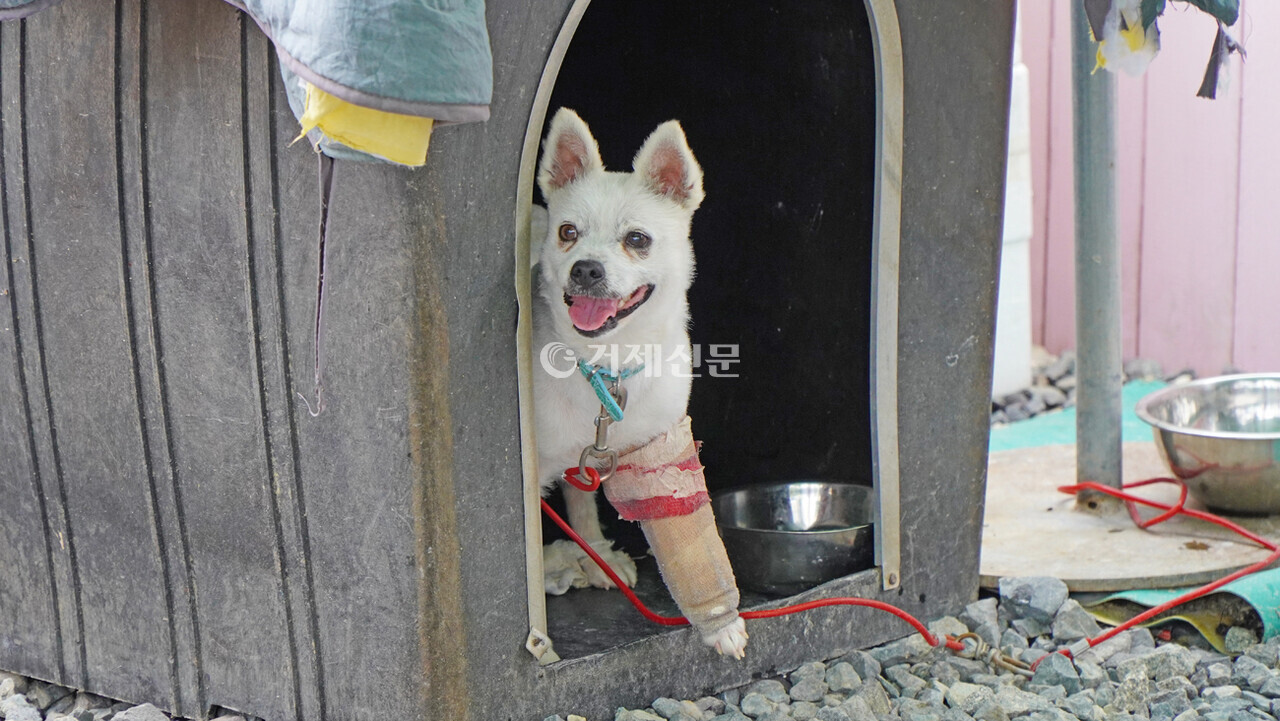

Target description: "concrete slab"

left=981, top=442, right=1280, bottom=591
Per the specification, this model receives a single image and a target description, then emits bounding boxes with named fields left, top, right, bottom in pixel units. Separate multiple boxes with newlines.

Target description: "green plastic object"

left=990, top=380, right=1167, bottom=453
left=1087, top=568, right=1280, bottom=652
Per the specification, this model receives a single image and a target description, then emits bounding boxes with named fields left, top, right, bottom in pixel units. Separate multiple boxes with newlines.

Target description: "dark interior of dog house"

left=540, top=0, right=880, bottom=660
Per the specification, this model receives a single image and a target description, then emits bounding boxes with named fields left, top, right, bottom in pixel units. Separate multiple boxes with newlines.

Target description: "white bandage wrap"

left=640, top=505, right=742, bottom=639
left=601, top=416, right=741, bottom=639
left=602, top=416, right=709, bottom=521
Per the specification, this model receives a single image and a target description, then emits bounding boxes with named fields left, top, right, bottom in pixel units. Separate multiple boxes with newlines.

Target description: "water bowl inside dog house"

left=0, top=1, right=1012, bottom=720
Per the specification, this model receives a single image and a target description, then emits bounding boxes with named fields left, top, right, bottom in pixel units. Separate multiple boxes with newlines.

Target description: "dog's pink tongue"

left=568, top=296, right=620, bottom=331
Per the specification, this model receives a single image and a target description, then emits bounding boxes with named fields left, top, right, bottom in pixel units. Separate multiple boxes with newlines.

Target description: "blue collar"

left=577, top=359, right=643, bottom=421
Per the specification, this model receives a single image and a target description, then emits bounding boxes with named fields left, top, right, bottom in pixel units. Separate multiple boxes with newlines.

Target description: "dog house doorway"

left=515, top=0, right=904, bottom=661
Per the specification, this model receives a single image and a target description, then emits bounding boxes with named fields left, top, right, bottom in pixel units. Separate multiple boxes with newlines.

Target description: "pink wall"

left=1022, top=0, right=1278, bottom=375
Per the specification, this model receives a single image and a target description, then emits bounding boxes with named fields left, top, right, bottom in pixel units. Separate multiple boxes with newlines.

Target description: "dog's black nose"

left=570, top=259, right=606, bottom=289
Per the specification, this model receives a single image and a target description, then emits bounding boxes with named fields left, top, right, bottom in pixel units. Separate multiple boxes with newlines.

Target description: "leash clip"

left=564, top=378, right=628, bottom=489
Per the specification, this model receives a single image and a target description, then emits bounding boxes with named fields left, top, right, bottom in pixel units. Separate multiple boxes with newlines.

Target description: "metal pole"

left=1072, top=1, right=1124, bottom=507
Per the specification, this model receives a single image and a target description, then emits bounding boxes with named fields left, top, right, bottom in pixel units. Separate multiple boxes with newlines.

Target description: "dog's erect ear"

left=633, top=121, right=704, bottom=210
left=538, top=108, right=604, bottom=196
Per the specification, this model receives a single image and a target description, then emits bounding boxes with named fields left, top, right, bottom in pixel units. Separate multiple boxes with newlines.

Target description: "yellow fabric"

left=1119, top=11, right=1147, bottom=52
left=1087, top=599, right=1253, bottom=654
left=295, top=83, right=434, bottom=167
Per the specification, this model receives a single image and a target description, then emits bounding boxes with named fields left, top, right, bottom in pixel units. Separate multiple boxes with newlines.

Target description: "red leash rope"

left=540, top=498, right=965, bottom=649
left=545, top=474, right=1275, bottom=662
left=1050, top=479, right=1280, bottom=655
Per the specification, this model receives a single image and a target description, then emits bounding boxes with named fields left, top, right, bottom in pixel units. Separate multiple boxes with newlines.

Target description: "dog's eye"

left=624, top=231, right=652, bottom=251
left=558, top=223, right=579, bottom=244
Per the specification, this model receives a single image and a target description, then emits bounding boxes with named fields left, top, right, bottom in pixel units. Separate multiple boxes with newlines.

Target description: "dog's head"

left=536, top=108, right=703, bottom=342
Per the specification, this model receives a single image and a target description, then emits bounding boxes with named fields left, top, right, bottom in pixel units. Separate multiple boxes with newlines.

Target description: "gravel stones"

left=111, top=704, right=169, bottom=721
left=1032, top=653, right=1082, bottom=694
left=999, top=577, right=1069, bottom=625
left=1116, top=645, right=1199, bottom=682
left=1012, top=619, right=1051, bottom=640
left=746, top=680, right=791, bottom=704
left=870, top=634, right=937, bottom=668
left=791, top=662, right=828, bottom=685
left=791, top=701, right=820, bottom=720
left=791, top=680, right=830, bottom=703
left=887, top=665, right=928, bottom=696
left=856, top=678, right=892, bottom=715
left=1108, top=675, right=1156, bottom=714
left=1, top=694, right=42, bottom=721
left=740, top=692, right=778, bottom=717
left=837, top=695, right=876, bottom=721
left=698, top=697, right=728, bottom=715
left=653, top=698, right=702, bottom=720
left=1244, top=644, right=1280, bottom=668
left=1225, top=629, right=1259, bottom=654
left=931, top=617, right=972, bottom=641
left=994, top=351, right=1183, bottom=425
left=899, top=697, right=945, bottom=721
left=973, top=699, right=1012, bottom=721
left=826, top=663, right=863, bottom=694
left=1078, top=662, right=1108, bottom=690
left=1052, top=601, right=1103, bottom=642
left=1124, top=359, right=1164, bottom=381
left=993, top=685, right=1055, bottom=715
left=26, top=681, right=73, bottom=711
left=961, top=599, right=1002, bottom=647
left=1148, top=689, right=1194, bottom=720
left=840, top=651, right=883, bottom=684
left=0, top=672, right=28, bottom=699
left=1078, top=633, right=1133, bottom=666
left=1231, top=656, right=1274, bottom=692
left=11, top=571, right=1268, bottom=721
left=815, top=708, right=851, bottom=721
left=1208, top=664, right=1235, bottom=687
left=1203, top=686, right=1244, bottom=700
left=0, top=683, right=271, bottom=721
left=1059, top=691, right=1103, bottom=721
left=946, top=683, right=996, bottom=715
left=1257, top=676, right=1280, bottom=698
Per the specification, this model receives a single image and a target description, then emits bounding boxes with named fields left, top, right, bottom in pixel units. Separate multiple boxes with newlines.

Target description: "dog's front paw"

left=702, top=617, right=748, bottom=659
left=543, top=539, right=591, bottom=595
left=542, top=539, right=637, bottom=593
left=583, top=540, right=638, bottom=590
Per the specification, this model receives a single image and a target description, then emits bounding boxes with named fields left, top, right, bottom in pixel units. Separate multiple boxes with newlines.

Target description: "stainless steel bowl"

left=712, top=481, right=875, bottom=595
left=1135, top=374, right=1280, bottom=514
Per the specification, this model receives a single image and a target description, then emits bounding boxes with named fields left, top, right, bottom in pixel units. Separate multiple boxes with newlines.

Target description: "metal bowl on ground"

left=712, top=481, right=875, bottom=596
left=1135, top=374, right=1280, bottom=514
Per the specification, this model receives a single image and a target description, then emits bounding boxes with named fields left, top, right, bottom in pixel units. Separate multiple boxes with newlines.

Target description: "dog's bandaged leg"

left=602, top=416, right=743, bottom=649
left=641, top=506, right=741, bottom=641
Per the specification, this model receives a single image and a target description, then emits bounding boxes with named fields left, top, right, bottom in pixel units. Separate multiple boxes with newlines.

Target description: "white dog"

left=532, top=109, right=748, bottom=658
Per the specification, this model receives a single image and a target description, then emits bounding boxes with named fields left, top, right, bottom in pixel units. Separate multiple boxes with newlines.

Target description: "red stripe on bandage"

left=616, top=456, right=704, bottom=474
left=612, top=492, right=710, bottom=521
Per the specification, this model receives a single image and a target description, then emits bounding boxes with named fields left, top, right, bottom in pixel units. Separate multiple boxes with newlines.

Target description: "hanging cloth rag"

left=0, top=0, right=494, bottom=166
